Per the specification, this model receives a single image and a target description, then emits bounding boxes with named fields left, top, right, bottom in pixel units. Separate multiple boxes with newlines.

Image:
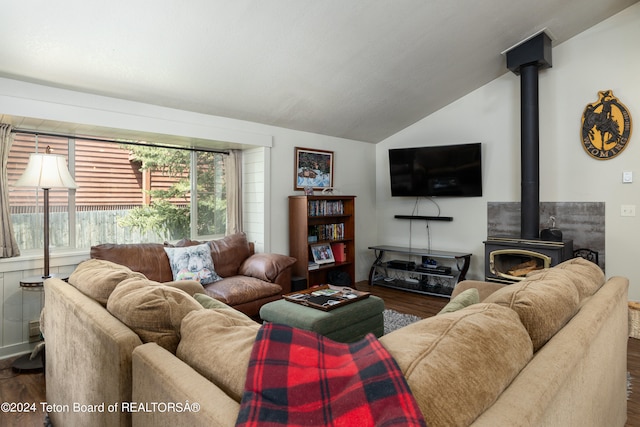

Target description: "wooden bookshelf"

left=289, top=195, right=356, bottom=288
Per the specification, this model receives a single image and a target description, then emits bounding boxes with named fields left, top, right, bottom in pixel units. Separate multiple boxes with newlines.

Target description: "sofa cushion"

left=163, top=243, right=222, bottom=285
left=379, top=303, right=533, bottom=426
left=170, top=238, right=201, bottom=247
left=203, top=276, right=282, bottom=306
left=438, top=287, right=480, bottom=314
left=158, top=280, right=206, bottom=296
left=177, top=308, right=260, bottom=402
left=107, top=278, right=203, bottom=354
left=524, top=268, right=598, bottom=304
left=484, top=271, right=580, bottom=351
left=193, top=292, right=234, bottom=310
left=451, top=280, right=507, bottom=302
left=546, top=257, right=605, bottom=300
left=208, top=233, right=253, bottom=278
left=238, top=253, right=296, bottom=282
left=68, top=258, right=147, bottom=305
left=90, top=242, right=174, bottom=282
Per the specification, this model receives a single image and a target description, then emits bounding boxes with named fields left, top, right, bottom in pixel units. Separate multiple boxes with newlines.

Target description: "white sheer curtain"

left=225, top=149, right=243, bottom=235
left=0, top=124, right=20, bottom=257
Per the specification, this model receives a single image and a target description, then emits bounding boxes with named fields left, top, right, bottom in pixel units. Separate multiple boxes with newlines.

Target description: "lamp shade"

left=14, top=153, right=77, bottom=189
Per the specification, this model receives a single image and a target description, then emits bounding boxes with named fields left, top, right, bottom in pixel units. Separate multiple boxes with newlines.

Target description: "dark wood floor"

left=0, top=355, right=46, bottom=427
left=627, top=336, right=640, bottom=426
left=0, top=281, right=638, bottom=426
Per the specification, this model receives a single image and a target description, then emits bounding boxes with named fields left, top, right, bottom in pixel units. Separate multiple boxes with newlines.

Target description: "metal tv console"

left=368, top=245, right=471, bottom=298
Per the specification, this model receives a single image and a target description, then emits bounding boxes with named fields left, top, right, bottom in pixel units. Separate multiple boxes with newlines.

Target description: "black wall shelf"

left=394, top=215, right=453, bottom=222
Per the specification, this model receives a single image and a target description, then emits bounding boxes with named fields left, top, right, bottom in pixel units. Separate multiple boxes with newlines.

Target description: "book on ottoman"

left=283, top=285, right=369, bottom=311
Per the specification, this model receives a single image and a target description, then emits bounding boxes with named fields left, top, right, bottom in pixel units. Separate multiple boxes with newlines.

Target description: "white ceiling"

left=1, top=0, right=637, bottom=143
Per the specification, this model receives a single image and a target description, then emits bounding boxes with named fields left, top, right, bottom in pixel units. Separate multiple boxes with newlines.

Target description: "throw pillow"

left=438, top=287, right=480, bottom=314
left=107, top=277, right=203, bottom=354
left=163, top=243, right=222, bottom=285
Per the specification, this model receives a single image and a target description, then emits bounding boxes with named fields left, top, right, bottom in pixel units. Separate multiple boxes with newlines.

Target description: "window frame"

left=8, top=132, right=228, bottom=253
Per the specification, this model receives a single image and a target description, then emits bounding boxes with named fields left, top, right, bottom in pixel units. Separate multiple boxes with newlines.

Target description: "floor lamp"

left=14, top=146, right=77, bottom=279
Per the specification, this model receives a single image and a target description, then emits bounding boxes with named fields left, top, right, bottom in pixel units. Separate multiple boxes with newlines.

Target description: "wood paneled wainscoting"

left=0, top=281, right=637, bottom=426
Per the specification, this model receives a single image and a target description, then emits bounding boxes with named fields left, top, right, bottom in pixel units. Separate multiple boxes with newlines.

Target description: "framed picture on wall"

left=294, top=147, right=334, bottom=191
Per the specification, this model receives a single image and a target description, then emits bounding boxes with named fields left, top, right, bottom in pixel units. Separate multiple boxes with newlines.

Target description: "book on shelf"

left=307, top=200, right=345, bottom=216
left=331, top=242, right=346, bottom=263
left=308, top=223, right=344, bottom=241
left=308, top=262, right=319, bottom=270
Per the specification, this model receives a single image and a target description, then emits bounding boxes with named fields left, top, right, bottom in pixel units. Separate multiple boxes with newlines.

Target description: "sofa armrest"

left=470, top=276, right=629, bottom=426
left=132, top=343, right=240, bottom=427
left=452, top=280, right=507, bottom=302
left=272, top=268, right=293, bottom=295
left=44, top=278, right=143, bottom=427
left=238, top=253, right=296, bottom=283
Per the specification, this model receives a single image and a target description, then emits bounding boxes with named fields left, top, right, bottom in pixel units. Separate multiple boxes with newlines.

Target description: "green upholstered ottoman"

left=259, top=296, right=385, bottom=343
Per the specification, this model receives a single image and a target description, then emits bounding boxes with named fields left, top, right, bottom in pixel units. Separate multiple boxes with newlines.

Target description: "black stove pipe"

left=520, top=63, right=540, bottom=240
left=505, top=32, right=552, bottom=240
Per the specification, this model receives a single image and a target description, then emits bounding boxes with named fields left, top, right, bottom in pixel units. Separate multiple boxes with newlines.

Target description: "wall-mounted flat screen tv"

left=389, top=143, right=482, bottom=197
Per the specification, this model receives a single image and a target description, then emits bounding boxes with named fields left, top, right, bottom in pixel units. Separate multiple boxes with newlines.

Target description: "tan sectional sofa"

left=43, top=257, right=628, bottom=426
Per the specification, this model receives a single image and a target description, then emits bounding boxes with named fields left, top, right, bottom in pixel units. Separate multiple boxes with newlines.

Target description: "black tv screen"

left=389, top=143, right=482, bottom=197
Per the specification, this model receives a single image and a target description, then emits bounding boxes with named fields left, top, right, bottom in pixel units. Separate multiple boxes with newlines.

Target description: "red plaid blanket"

left=236, top=323, right=426, bottom=427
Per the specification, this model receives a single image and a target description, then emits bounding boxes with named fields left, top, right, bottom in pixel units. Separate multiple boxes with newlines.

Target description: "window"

left=7, top=133, right=227, bottom=251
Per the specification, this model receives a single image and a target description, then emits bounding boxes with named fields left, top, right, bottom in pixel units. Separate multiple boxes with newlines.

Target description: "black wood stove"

left=484, top=236, right=573, bottom=283
left=484, top=32, right=573, bottom=283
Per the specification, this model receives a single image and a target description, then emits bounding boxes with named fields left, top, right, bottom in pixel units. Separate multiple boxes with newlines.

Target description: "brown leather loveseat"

left=90, top=232, right=295, bottom=317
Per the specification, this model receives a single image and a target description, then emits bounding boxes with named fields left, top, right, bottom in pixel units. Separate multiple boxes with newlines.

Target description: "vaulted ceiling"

left=1, top=0, right=637, bottom=143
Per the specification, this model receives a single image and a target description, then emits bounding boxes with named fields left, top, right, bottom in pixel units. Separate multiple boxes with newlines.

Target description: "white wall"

left=376, top=3, right=640, bottom=299
left=0, top=77, right=377, bottom=356
left=0, top=253, right=84, bottom=358
left=5, top=3, right=636, bottom=357
left=0, top=77, right=377, bottom=269
left=243, top=146, right=268, bottom=252
left=259, top=126, right=377, bottom=281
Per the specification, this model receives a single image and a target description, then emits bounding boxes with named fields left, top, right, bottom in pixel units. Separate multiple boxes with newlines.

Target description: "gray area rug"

left=383, top=309, right=422, bottom=334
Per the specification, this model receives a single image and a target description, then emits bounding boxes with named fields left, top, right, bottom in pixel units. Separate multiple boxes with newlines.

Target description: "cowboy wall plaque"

left=581, top=90, right=632, bottom=160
